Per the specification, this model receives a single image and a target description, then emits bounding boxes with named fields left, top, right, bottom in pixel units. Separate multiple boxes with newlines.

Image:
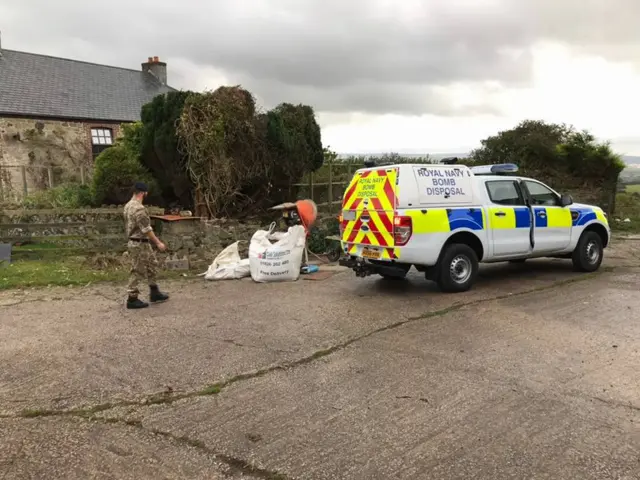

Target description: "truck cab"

left=338, top=163, right=610, bottom=292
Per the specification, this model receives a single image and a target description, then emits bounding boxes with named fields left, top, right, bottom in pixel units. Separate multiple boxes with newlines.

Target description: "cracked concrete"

left=1, top=239, right=640, bottom=479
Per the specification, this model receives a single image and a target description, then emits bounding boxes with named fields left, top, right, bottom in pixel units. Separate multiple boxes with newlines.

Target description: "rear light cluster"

left=393, top=215, right=412, bottom=246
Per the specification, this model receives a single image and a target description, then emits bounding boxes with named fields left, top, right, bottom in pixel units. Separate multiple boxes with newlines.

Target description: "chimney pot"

left=142, top=56, right=168, bottom=85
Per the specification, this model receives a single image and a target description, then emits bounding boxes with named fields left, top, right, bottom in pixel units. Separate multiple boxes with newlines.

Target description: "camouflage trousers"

left=126, top=242, right=158, bottom=297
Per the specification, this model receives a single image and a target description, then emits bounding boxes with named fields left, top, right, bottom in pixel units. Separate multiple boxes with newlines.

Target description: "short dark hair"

left=133, top=182, right=148, bottom=193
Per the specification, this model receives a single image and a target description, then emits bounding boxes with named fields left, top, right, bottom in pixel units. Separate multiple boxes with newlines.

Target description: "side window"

left=524, top=181, right=558, bottom=206
left=486, top=180, right=525, bottom=206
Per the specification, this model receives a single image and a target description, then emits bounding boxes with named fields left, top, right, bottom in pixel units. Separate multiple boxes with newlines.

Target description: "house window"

left=91, top=128, right=113, bottom=158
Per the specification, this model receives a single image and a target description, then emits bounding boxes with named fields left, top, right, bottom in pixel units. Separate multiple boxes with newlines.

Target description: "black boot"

left=127, top=296, right=149, bottom=309
left=150, top=285, right=169, bottom=303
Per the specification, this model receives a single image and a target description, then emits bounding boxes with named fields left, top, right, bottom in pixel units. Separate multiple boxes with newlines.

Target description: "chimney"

left=141, top=56, right=167, bottom=85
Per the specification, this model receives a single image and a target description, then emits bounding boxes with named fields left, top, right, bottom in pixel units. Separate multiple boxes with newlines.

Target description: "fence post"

left=80, top=166, right=86, bottom=185
left=21, top=166, right=28, bottom=196
left=327, top=161, right=333, bottom=213
left=309, top=171, right=314, bottom=202
left=47, top=167, right=54, bottom=189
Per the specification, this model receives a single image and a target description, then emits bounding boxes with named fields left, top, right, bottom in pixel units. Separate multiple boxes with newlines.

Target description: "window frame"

left=521, top=180, right=561, bottom=207
left=485, top=179, right=527, bottom=206
left=90, top=127, right=114, bottom=158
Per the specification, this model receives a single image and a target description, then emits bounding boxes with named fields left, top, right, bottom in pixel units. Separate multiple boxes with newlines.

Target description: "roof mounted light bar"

left=439, top=157, right=459, bottom=165
left=470, top=163, right=519, bottom=176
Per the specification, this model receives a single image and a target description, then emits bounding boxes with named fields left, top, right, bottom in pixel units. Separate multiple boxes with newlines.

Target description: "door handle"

left=494, top=212, right=506, bottom=217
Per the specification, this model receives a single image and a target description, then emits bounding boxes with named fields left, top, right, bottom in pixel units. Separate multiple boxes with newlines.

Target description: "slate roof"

left=0, top=49, right=176, bottom=122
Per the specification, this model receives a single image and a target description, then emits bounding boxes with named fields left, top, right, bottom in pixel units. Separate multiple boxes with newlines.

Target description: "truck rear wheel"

left=436, top=244, right=479, bottom=293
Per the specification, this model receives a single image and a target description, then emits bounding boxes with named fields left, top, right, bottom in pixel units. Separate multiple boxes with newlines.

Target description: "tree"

left=140, top=91, right=194, bottom=208
left=469, top=120, right=625, bottom=212
left=177, top=88, right=325, bottom=217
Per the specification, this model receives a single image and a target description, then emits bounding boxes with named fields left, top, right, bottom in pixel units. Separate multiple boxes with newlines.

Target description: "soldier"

left=123, top=182, right=169, bottom=309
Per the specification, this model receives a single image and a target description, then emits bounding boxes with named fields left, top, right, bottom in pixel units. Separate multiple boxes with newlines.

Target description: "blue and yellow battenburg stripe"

left=487, top=207, right=531, bottom=229
left=407, top=208, right=484, bottom=233
left=390, top=206, right=605, bottom=233
left=570, top=206, right=608, bottom=226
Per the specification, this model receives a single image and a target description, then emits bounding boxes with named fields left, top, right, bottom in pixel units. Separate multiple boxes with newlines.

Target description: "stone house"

left=0, top=37, right=175, bottom=200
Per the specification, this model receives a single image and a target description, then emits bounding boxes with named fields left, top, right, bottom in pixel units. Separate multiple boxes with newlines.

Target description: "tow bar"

left=339, top=256, right=375, bottom=277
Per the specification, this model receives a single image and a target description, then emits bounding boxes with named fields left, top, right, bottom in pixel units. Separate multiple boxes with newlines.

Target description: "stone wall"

left=0, top=117, right=122, bottom=201
left=0, top=207, right=267, bottom=270
left=153, top=217, right=267, bottom=270
left=0, top=208, right=159, bottom=248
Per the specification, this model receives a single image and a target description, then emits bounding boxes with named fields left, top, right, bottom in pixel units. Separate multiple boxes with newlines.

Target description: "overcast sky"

left=2, top=0, right=640, bottom=155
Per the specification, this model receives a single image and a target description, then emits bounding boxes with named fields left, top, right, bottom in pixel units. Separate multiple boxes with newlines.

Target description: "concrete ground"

left=1, top=238, right=639, bottom=479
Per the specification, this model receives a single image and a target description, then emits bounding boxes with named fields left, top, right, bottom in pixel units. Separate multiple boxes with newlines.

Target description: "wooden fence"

left=293, top=161, right=365, bottom=212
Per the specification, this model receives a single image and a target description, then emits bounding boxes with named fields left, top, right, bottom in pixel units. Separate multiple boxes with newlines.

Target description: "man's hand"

left=145, top=231, right=167, bottom=251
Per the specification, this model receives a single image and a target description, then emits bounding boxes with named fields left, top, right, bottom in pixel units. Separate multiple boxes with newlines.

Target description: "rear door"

left=341, top=167, right=398, bottom=260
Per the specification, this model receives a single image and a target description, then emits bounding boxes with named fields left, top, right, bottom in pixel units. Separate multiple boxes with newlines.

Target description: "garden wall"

left=0, top=207, right=268, bottom=269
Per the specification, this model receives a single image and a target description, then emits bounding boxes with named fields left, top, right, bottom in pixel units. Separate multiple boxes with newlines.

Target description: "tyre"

left=326, top=248, right=341, bottom=263
left=436, top=244, right=479, bottom=293
left=572, top=231, right=603, bottom=272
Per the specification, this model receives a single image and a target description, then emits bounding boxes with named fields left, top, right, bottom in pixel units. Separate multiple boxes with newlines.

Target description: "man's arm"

left=135, top=208, right=167, bottom=251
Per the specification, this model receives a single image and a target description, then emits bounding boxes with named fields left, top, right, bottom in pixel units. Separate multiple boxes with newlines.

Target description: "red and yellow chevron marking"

left=341, top=168, right=398, bottom=248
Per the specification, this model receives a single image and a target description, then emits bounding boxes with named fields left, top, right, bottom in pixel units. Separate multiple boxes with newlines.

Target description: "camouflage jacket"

left=123, top=199, right=153, bottom=240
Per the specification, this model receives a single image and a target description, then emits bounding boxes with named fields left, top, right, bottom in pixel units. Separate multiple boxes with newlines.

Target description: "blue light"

left=470, top=163, right=519, bottom=175
left=491, top=163, right=518, bottom=173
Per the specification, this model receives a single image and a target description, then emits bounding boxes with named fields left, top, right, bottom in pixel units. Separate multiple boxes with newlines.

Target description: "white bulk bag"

left=202, top=241, right=251, bottom=280
left=249, top=224, right=306, bottom=283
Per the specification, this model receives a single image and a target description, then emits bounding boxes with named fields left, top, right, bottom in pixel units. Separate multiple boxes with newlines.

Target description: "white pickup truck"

left=338, top=162, right=610, bottom=292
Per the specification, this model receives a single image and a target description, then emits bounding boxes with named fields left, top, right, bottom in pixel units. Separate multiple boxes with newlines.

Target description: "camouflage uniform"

left=123, top=198, right=158, bottom=298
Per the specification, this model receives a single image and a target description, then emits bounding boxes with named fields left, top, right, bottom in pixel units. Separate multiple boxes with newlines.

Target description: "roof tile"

left=0, top=50, right=176, bottom=122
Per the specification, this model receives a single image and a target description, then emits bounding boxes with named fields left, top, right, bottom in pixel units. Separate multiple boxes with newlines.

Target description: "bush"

left=21, top=183, right=93, bottom=209
left=91, top=144, right=158, bottom=205
left=307, top=216, right=340, bottom=254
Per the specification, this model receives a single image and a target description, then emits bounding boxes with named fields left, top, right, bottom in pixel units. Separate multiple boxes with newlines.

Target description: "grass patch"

left=198, top=384, right=222, bottom=395
left=20, top=409, right=51, bottom=418
left=0, top=257, right=128, bottom=290
left=1, top=247, right=191, bottom=291
left=611, top=192, right=640, bottom=234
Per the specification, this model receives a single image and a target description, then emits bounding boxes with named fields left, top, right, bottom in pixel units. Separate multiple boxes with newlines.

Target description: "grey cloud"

left=1, top=0, right=639, bottom=115
left=238, top=75, right=503, bottom=116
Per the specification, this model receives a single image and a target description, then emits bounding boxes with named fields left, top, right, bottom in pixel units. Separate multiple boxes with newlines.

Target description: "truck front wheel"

left=572, top=231, right=603, bottom=272
left=436, top=244, right=479, bottom=293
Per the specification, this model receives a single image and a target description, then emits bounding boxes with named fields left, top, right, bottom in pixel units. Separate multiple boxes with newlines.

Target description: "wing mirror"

left=559, top=194, right=573, bottom=207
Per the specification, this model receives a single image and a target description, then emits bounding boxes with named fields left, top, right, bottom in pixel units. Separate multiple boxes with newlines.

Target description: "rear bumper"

left=339, top=256, right=409, bottom=278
